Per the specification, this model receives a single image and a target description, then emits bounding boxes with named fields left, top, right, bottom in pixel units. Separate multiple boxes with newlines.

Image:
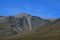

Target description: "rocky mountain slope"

left=0, top=14, right=56, bottom=40
left=5, top=18, right=60, bottom=40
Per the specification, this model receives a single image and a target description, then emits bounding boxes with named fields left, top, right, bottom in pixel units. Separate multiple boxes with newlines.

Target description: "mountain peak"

left=15, top=13, right=31, bottom=17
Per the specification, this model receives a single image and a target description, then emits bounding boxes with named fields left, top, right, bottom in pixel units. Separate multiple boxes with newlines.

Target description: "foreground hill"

left=5, top=18, right=60, bottom=40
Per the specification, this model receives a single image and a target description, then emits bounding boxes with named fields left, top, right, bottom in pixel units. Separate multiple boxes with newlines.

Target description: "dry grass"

left=0, top=21, right=9, bottom=31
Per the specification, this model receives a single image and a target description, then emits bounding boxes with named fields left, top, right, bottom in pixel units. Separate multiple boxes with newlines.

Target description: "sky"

left=0, top=0, right=60, bottom=18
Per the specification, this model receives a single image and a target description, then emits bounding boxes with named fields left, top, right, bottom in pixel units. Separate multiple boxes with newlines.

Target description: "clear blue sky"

left=0, top=0, right=60, bottom=18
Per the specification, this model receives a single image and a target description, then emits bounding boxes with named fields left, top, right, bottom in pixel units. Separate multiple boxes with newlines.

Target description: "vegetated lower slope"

left=0, top=21, right=9, bottom=31
left=0, top=16, right=9, bottom=31
left=0, top=21, right=10, bottom=36
left=0, top=20, right=18, bottom=39
left=0, top=21, right=9, bottom=40
left=5, top=18, right=60, bottom=40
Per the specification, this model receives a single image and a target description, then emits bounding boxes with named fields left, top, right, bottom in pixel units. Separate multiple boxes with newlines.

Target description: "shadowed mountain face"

left=5, top=18, right=60, bottom=40
left=0, top=14, right=57, bottom=40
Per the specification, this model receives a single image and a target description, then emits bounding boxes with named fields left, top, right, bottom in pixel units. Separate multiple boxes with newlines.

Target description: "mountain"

left=0, top=14, right=50, bottom=39
left=5, top=18, right=60, bottom=40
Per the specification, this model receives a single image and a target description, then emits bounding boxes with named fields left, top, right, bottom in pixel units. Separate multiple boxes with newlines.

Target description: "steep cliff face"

left=0, top=14, right=51, bottom=38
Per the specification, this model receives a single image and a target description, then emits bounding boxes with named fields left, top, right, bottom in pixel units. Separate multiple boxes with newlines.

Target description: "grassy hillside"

left=4, top=19, right=60, bottom=40
left=0, top=21, right=9, bottom=31
left=0, top=21, right=10, bottom=40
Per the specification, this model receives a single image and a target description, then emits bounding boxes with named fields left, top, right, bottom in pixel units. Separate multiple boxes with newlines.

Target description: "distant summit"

left=15, top=13, right=31, bottom=18
left=0, top=13, right=56, bottom=39
left=8, top=13, right=50, bottom=33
